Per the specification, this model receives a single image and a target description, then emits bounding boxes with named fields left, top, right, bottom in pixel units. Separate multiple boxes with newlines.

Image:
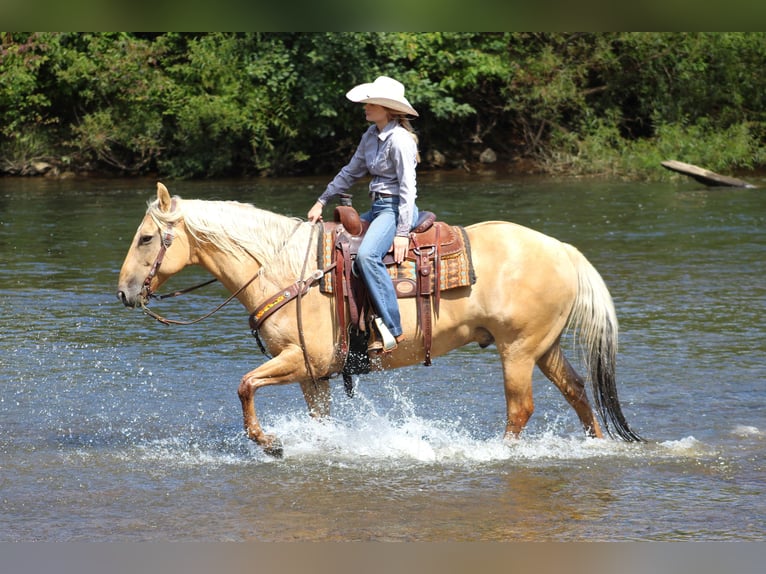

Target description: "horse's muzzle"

left=117, top=288, right=147, bottom=309
left=117, top=290, right=135, bottom=308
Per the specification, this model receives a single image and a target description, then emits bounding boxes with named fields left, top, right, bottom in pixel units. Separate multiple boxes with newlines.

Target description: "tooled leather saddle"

left=321, top=202, right=475, bottom=371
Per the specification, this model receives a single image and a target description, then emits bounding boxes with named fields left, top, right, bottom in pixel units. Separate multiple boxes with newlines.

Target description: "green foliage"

left=0, top=33, right=56, bottom=172
left=1, top=32, right=765, bottom=178
left=55, top=33, right=168, bottom=173
left=544, top=113, right=766, bottom=179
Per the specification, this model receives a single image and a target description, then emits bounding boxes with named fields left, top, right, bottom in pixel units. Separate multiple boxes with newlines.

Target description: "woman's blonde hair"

left=387, top=109, right=420, bottom=163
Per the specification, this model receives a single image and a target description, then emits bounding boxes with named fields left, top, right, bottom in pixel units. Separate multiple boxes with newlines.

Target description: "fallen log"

left=661, top=160, right=756, bottom=188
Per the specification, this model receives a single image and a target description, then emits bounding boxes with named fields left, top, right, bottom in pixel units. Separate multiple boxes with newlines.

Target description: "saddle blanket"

left=317, top=223, right=476, bottom=297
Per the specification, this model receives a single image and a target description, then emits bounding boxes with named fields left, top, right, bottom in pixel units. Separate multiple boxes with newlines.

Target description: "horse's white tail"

left=565, top=245, right=643, bottom=441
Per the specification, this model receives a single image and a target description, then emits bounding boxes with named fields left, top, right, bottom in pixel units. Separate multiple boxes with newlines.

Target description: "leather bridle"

left=137, top=213, right=251, bottom=327
left=141, top=219, right=176, bottom=302
left=137, top=209, right=317, bottom=334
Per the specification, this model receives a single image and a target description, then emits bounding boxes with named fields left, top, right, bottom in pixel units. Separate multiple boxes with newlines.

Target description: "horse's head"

left=117, top=182, right=189, bottom=308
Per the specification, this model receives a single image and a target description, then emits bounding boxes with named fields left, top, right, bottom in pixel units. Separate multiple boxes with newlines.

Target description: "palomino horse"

left=117, top=183, right=642, bottom=455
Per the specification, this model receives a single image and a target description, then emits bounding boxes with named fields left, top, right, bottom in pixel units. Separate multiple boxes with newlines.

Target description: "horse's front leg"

left=238, top=345, right=314, bottom=457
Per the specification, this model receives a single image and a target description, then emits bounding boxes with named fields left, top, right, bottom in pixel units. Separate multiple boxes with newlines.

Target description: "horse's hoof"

left=262, top=436, right=284, bottom=458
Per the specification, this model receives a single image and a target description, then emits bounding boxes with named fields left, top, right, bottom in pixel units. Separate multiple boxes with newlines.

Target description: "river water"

left=1, top=173, right=764, bottom=541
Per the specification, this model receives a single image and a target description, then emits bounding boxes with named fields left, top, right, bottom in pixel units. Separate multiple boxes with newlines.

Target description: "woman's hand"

left=393, top=235, right=409, bottom=264
left=307, top=201, right=324, bottom=223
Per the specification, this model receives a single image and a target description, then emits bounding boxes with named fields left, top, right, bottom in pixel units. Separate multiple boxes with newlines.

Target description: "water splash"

left=655, top=436, right=712, bottom=457
left=109, top=383, right=713, bottom=469
left=731, top=425, right=763, bottom=438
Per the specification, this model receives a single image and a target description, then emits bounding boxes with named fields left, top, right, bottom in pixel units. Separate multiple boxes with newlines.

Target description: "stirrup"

left=373, top=317, right=397, bottom=352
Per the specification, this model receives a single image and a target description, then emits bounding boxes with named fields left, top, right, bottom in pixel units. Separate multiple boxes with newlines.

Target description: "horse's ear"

left=157, top=182, right=172, bottom=212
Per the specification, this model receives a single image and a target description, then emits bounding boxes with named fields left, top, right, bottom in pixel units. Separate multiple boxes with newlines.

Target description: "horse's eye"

left=139, top=235, right=154, bottom=246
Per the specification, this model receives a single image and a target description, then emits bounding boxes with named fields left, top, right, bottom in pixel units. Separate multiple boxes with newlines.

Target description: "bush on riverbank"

left=2, top=32, right=765, bottom=179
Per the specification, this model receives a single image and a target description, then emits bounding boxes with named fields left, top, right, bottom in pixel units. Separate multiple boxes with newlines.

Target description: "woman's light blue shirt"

left=318, top=120, right=418, bottom=236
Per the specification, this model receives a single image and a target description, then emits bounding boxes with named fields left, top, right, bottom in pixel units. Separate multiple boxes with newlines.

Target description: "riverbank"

left=4, top=33, right=766, bottom=183
left=6, top=156, right=763, bottom=189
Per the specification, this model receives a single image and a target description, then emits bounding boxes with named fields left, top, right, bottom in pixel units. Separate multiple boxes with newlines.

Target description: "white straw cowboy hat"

left=346, top=76, right=418, bottom=117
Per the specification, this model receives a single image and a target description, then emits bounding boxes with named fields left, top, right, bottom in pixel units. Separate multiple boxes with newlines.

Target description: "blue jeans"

left=357, top=196, right=418, bottom=338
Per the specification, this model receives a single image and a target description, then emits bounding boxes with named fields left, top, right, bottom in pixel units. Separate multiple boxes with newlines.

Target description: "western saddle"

left=325, top=200, right=472, bottom=372
left=249, top=197, right=474, bottom=398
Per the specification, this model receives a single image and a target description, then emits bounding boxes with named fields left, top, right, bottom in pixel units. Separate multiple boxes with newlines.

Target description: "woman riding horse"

left=308, top=76, right=421, bottom=353
left=117, top=182, right=643, bottom=457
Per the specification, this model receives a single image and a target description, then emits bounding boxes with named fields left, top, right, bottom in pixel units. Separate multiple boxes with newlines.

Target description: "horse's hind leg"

left=537, top=342, right=603, bottom=438
left=299, top=377, right=330, bottom=419
left=498, top=344, right=536, bottom=440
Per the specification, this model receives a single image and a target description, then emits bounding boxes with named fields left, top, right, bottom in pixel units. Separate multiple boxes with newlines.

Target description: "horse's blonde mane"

left=146, top=196, right=316, bottom=282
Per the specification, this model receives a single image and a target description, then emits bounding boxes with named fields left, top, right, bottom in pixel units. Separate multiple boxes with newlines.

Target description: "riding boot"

left=368, top=316, right=397, bottom=353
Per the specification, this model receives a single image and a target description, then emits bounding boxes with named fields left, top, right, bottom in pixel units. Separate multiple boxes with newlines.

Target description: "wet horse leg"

left=537, top=342, right=603, bottom=438
left=299, top=378, right=331, bottom=419
left=498, top=344, right=536, bottom=440
left=238, top=345, right=321, bottom=456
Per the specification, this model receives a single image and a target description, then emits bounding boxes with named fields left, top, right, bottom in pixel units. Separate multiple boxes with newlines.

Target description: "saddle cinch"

left=319, top=203, right=476, bottom=369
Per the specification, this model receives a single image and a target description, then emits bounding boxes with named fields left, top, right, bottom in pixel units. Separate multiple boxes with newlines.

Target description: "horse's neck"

left=189, top=214, right=314, bottom=308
